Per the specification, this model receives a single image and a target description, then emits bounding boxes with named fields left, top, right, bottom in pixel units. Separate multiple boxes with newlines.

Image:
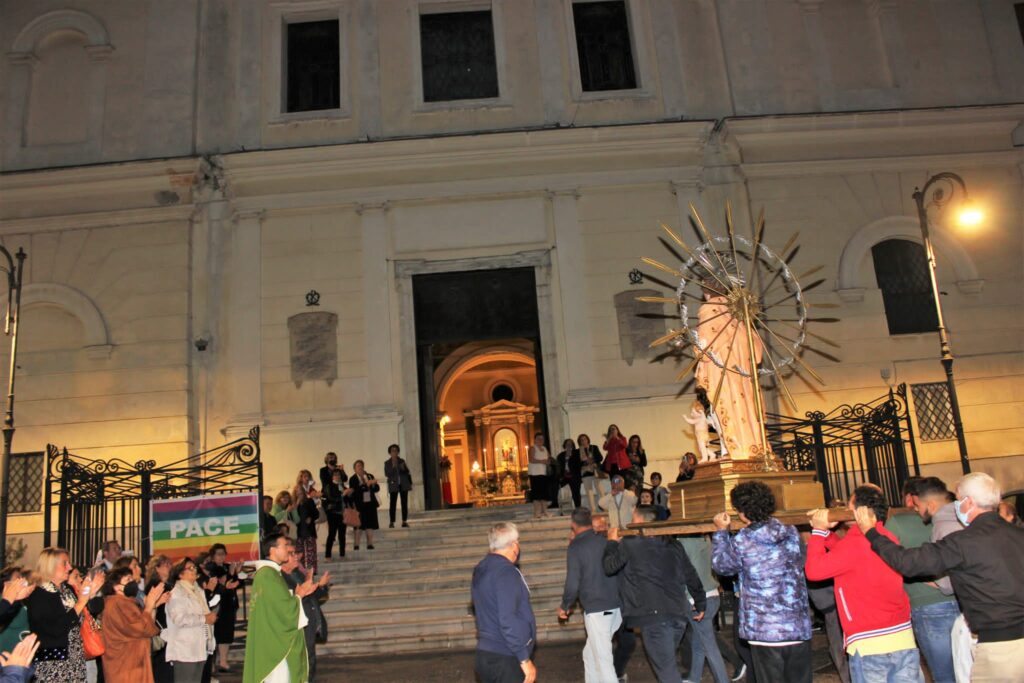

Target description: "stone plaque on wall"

left=614, top=289, right=667, bottom=366
left=287, top=311, right=338, bottom=388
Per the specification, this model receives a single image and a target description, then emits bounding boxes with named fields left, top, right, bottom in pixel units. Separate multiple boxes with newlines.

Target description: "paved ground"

left=221, top=632, right=842, bottom=682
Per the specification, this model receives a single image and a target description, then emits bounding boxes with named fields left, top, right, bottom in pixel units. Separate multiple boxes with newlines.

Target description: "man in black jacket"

left=559, top=507, right=623, bottom=682
left=855, top=472, right=1024, bottom=680
left=603, top=508, right=707, bottom=683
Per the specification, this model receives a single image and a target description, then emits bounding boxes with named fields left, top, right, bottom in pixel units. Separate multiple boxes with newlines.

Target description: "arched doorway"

left=435, top=346, right=543, bottom=505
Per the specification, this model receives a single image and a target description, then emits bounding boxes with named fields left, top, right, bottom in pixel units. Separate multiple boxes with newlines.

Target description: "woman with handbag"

left=348, top=460, right=381, bottom=550
left=25, top=547, right=103, bottom=682
left=575, top=433, right=603, bottom=512
left=99, top=566, right=169, bottom=683
left=293, top=486, right=320, bottom=573
left=323, top=467, right=351, bottom=559
left=383, top=444, right=413, bottom=529
left=143, top=556, right=173, bottom=683
left=164, top=558, right=216, bottom=683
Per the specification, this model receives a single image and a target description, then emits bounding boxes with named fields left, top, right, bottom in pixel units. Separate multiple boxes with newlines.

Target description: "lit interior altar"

left=463, top=399, right=539, bottom=505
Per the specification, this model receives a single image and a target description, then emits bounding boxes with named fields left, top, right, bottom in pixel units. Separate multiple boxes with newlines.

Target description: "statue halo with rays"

left=636, top=201, right=840, bottom=467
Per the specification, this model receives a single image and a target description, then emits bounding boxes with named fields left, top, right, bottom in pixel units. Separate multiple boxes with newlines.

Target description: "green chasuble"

left=243, top=564, right=309, bottom=683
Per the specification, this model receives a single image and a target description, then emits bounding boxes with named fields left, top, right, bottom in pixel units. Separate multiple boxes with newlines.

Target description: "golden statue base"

left=667, top=458, right=824, bottom=521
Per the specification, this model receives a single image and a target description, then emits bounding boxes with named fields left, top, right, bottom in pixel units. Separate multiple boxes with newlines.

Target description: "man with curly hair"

left=711, top=481, right=812, bottom=683
left=806, top=484, right=923, bottom=683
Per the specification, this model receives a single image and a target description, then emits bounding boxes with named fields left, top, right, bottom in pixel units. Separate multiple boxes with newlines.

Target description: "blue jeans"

left=685, top=596, right=730, bottom=683
left=849, top=648, right=924, bottom=683
left=911, top=601, right=959, bottom=683
left=641, top=617, right=688, bottom=683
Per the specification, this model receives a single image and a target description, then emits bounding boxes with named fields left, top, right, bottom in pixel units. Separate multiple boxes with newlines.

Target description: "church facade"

left=2, top=0, right=1023, bottom=548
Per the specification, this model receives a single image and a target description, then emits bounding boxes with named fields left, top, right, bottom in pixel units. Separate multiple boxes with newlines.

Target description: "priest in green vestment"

left=243, top=534, right=317, bottom=683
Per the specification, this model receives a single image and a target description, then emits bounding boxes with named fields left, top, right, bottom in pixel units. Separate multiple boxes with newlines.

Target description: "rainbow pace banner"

left=150, top=492, right=260, bottom=562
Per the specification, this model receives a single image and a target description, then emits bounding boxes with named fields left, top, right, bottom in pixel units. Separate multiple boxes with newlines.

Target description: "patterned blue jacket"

left=712, top=518, right=812, bottom=643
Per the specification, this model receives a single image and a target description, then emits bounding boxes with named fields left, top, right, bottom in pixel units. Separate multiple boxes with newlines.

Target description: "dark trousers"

left=735, top=631, right=756, bottom=683
left=305, top=613, right=318, bottom=681
left=750, top=640, right=812, bottom=683
left=641, top=617, right=687, bottom=683
left=615, top=624, right=638, bottom=677
left=389, top=490, right=408, bottom=524
left=567, top=480, right=582, bottom=508
left=475, top=649, right=524, bottom=683
left=324, top=512, right=345, bottom=557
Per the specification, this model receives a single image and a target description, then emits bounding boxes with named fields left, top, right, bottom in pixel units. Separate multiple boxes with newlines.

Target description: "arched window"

left=871, top=239, right=939, bottom=335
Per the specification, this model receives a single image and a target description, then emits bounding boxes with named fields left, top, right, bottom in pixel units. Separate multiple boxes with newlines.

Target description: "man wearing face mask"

left=855, top=472, right=1024, bottom=680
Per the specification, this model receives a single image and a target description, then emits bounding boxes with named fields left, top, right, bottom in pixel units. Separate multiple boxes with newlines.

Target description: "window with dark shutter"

left=286, top=19, right=341, bottom=113
left=911, top=382, right=956, bottom=442
left=420, top=11, right=499, bottom=103
left=572, top=1, right=637, bottom=92
left=9, top=452, right=44, bottom=514
left=871, top=239, right=939, bottom=335
left=1016, top=3, right=1024, bottom=47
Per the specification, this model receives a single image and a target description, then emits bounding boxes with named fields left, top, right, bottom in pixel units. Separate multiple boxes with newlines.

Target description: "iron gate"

left=767, top=384, right=920, bottom=506
left=43, top=427, right=262, bottom=568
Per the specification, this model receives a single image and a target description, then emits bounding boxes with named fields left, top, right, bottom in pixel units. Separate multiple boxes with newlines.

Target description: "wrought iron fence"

left=766, top=384, right=920, bottom=506
left=44, top=427, right=262, bottom=568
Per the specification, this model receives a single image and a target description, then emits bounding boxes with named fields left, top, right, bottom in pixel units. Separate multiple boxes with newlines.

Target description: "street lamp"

left=0, top=247, right=25, bottom=564
left=912, top=172, right=979, bottom=475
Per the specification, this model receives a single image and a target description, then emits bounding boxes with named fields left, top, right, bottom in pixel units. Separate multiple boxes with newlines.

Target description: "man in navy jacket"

left=471, top=522, right=537, bottom=683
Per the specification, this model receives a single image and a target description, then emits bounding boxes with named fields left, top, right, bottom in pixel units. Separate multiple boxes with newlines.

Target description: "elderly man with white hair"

left=854, top=472, right=1024, bottom=681
left=471, top=522, right=537, bottom=683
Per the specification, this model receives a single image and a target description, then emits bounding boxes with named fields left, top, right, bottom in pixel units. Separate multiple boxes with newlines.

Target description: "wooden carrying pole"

left=620, top=507, right=857, bottom=537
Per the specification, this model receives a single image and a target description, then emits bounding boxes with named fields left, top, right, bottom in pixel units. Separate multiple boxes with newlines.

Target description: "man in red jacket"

left=805, top=485, right=924, bottom=683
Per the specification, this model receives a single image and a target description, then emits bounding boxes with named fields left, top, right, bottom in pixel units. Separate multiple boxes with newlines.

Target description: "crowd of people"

left=0, top=444, right=420, bottom=682
left=472, top=470, right=1024, bottom=683
left=534, top=427, right=696, bottom=523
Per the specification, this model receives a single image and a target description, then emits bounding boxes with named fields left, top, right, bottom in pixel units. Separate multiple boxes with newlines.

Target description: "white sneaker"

left=731, top=663, right=747, bottom=681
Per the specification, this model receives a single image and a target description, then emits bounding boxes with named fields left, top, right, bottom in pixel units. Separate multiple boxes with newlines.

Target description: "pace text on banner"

left=150, top=492, right=260, bottom=562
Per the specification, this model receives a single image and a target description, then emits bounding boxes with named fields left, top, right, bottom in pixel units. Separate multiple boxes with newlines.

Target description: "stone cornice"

left=0, top=204, right=194, bottom=235
left=740, top=149, right=1023, bottom=179
left=220, top=121, right=714, bottom=187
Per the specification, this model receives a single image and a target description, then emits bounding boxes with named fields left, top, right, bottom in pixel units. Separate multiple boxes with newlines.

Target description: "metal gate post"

left=811, top=418, right=831, bottom=504
left=141, top=470, right=152, bottom=560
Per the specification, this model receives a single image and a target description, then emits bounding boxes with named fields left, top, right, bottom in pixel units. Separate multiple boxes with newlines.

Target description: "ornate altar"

left=464, top=399, right=540, bottom=506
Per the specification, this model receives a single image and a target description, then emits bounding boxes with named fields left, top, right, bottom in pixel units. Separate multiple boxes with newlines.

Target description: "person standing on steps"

left=471, top=522, right=537, bottom=683
left=559, top=507, right=623, bottom=683
left=323, top=467, right=350, bottom=559
left=576, top=434, right=603, bottom=511
left=557, top=438, right=581, bottom=509
left=598, top=475, right=637, bottom=531
left=602, top=425, right=629, bottom=478
left=384, top=444, right=413, bottom=528
left=528, top=433, right=552, bottom=520
left=349, top=460, right=381, bottom=550
left=319, top=452, right=343, bottom=492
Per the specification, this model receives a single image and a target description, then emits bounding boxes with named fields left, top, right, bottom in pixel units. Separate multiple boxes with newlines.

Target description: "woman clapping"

left=100, top=567, right=169, bottom=683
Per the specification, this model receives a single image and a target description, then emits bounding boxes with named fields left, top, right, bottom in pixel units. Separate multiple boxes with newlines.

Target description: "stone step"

left=317, top=619, right=585, bottom=657
left=325, top=582, right=565, bottom=613
left=319, top=538, right=571, bottom=573
left=323, top=593, right=565, bottom=626
left=325, top=565, right=567, bottom=596
left=320, top=556, right=567, bottom=587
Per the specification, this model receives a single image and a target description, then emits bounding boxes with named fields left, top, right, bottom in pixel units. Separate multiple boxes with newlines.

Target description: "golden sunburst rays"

left=634, top=203, right=841, bottom=400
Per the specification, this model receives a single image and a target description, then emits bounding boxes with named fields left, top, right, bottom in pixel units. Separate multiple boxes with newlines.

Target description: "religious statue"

left=683, top=401, right=714, bottom=462
left=693, top=282, right=767, bottom=460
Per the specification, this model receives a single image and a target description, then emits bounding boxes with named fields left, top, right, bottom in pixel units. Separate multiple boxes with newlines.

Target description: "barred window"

left=286, top=20, right=341, bottom=113
left=871, top=239, right=939, bottom=335
left=9, top=452, right=44, bottom=514
left=911, top=382, right=956, bottom=442
left=572, top=1, right=637, bottom=92
left=419, top=10, right=499, bottom=102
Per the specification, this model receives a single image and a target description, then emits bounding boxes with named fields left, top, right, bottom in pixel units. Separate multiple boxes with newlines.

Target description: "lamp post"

left=912, top=172, right=976, bottom=475
left=0, top=247, right=26, bottom=564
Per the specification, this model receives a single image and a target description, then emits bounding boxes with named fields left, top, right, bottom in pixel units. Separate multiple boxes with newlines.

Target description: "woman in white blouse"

left=164, top=558, right=216, bottom=683
left=527, top=432, right=551, bottom=519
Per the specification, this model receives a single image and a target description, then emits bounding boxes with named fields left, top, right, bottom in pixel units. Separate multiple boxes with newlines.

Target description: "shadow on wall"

left=919, top=455, right=1024, bottom=496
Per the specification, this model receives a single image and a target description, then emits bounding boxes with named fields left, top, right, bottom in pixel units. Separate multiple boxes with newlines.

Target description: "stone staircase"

left=315, top=505, right=584, bottom=657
